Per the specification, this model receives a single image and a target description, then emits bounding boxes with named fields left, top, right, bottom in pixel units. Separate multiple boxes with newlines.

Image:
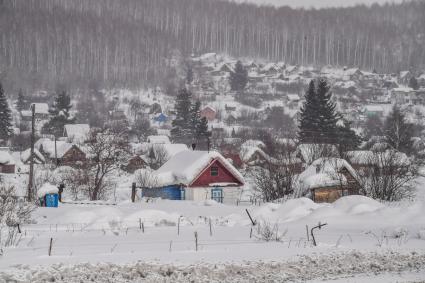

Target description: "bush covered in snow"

left=0, top=186, right=35, bottom=248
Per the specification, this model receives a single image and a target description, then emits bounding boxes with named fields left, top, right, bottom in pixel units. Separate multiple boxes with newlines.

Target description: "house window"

left=211, top=166, right=219, bottom=176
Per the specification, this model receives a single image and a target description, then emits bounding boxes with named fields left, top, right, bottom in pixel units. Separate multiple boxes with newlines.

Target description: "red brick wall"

left=190, top=159, right=242, bottom=187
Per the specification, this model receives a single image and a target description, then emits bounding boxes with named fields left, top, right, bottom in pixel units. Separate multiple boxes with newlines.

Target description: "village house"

left=142, top=150, right=244, bottom=204
left=63, top=124, right=90, bottom=143
left=391, top=87, right=415, bottom=105
left=36, top=139, right=86, bottom=167
left=147, top=135, right=171, bottom=144
left=363, top=105, right=385, bottom=118
left=200, top=106, right=217, bottom=122
left=296, top=143, right=339, bottom=166
left=20, top=103, right=50, bottom=133
left=19, top=148, right=46, bottom=165
left=299, top=157, right=360, bottom=203
left=0, top=149, right=16, bottom=174
left=123, top=155, right=148, bottom=173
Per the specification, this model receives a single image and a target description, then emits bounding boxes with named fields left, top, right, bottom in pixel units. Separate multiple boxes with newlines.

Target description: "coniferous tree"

left=171, top=88, right=192, bottom=143
left=408, top=77, right=419, bottom=90
left=42, top=90, right=74, bottom=136
left=298, top=79, right=339, bottom=144
left=189, top=100, right=201, bottom=139
left=196, top=117, right=210, bottom=145
left=336, top=119, right=362, bottom=154
left=186, top=64, right=194, bottom=85
left=229, top=60, right=248, bottom=92
left=16, top=89, right=26, bottom=112
left=0, top=83, right=13, bottom=143
left=384, top=106, right=414, bottom=154
left=298, top=81, right=319, bottom=142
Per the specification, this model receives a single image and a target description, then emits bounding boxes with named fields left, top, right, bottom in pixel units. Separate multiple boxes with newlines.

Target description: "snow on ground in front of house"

left=1, top=194, right=425, bottom=282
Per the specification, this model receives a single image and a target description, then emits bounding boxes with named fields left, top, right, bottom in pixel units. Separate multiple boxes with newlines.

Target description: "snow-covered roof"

left=64, top=124, right=90, bottom=142
left=241, top=140, right=265, bottom=149
left=202, top=105, right=216, bottom=113
left=346, top=150, right=409, bottom=167
left=150, top=144, right=188, bottom=160
left=392, top=87, right=414, bottom=93
left=399, top=71, right=411, bottom=78
left=287, top=94, right=300, bottom=101
left=20, top=148, right=45, bottom=164
left=0, top=151, right=15, bottom=165
left=30, top=103, right=49, bottom=114
left=37, top=183, right=59, bottom=198
left=155, top=150, right=244, bottom=187
left=363, top=105, right=384, bottom=112
left=147, top=135, right=171, bottom=144
left=296, top=144, right=338, bottom=165
left=299, top=157, right=358, bottom=190
left=35, top=139, right=74, bottom=159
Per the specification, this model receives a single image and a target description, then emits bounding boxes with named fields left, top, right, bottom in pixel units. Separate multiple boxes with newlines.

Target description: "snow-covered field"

left=1, top=195, right=425, bottom=282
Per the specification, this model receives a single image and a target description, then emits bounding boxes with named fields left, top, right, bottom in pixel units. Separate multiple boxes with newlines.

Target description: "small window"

left=211, top=166, right=219, bottom=176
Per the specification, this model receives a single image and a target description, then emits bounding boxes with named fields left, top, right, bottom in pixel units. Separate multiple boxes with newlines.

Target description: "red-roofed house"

left=200, top=106, right=217, bottom=121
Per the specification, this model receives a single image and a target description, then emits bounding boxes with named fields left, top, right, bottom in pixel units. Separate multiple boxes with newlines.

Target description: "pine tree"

left=42, top=90, right=74, bottom=136
left=186, top=64, right=194, bottom=85
left=171, top=88, right=192, bottom=143
left=197, top=117, right=210, bottom=142
left=298, top=81, right=319, bottom=142
left=189, top=100, right=201, bottom=140
left=336, top=119, right=362, bottom=154
left=229, top=60, right=248, bottom=92
left=298, top=79, right=339, bottom=144
left=316, top=78, right=339, bottom=141
left=16, top=89, right=26, bottom=112
left=384, top=106, right=414, bottom=154
left=0, top=82, right=13, bottom=142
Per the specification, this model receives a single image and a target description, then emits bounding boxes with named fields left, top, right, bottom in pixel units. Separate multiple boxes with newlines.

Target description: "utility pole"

left=27, top=104, right=35, bottom=202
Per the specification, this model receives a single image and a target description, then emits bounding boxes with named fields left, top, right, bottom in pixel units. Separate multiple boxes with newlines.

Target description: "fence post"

left=194, top=231, right=198, bottom=251
left=131, top=183, right=136, bottom=203
left=177, top=217, right=180, bottom=235
left=209, top=218, right=212, bottom=236
left=139, top=218, right=142, bottom=230
left=142, top=222, right=144, bottom=233
left=48, top=238, right=53, bottom=256
left=306, top=225, right=309, bottom=242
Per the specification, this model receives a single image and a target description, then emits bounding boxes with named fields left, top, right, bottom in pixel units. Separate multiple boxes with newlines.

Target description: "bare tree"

left=357, top=150, right=417, bottom=201
left=85, top=130, right=130, bottom=200
left=252, top=139, right=300, bottom=202
left=134, top=168, right=159, bottom=188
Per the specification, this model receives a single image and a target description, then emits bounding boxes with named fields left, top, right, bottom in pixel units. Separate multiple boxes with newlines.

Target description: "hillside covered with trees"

left=1, top=0, right=424, bottom=91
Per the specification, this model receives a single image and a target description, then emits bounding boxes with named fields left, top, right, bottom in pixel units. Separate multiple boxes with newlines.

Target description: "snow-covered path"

left=1, top=251, right=424, bottom=282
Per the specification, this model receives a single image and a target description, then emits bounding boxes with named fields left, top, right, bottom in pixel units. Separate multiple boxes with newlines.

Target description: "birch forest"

left=1, top=0, right=424, bottom=91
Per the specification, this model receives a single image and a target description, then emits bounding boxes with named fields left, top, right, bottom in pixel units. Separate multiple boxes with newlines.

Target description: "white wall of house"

left=185, top=187, right=242, bottom=204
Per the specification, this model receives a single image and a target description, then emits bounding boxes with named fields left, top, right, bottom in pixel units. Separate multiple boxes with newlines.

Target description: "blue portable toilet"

left=38, top=183, right=59, bottom=207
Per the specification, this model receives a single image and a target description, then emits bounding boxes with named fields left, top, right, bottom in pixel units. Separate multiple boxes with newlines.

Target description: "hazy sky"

left=231, top=0, right=410, bottom=9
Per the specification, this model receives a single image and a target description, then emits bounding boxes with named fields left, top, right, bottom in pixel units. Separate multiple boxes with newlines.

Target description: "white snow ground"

left=1, top=195, right=425, bottom=282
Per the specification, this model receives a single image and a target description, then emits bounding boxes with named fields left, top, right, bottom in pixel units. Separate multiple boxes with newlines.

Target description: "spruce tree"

left=0, top=83, right=13, bottom=142
left=42, top=90, right=74, bottom=137
left=16, top=89, right=26, bottom=112
left=316, top=78, right=339, bottom=142
left=408, top=77, right=419, bottom=90
left=196, top=117, right=210, bottom=142
left=189, top=100, right=201, bottom=140
left=298, top=81, right=319, bottom=142
left=171, top=88, right=192, bottom=143
left=336, top=119, right=362, bottom=154
left=298, top=79, right=339, bottom=144
left=229, top=60, right=248, bottom=92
